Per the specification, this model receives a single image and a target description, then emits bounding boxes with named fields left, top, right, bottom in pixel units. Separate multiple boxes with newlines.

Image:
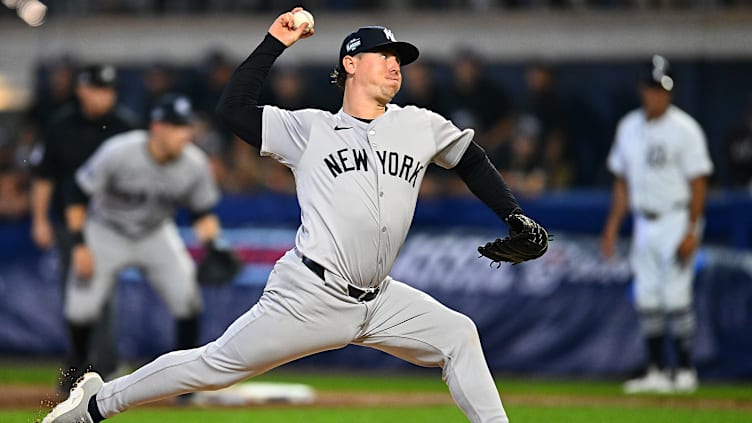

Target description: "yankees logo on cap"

left=382, top=28, right=395, bottom=41
left=150, top=93, right=194, bottom=126
left=77, top=64, right=118, bottom=88
left=338, top=26, right=419, bottom=66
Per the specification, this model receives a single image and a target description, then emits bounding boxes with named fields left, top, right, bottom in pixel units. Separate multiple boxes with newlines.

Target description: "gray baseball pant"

left=94, top=249, right=508, bottom=423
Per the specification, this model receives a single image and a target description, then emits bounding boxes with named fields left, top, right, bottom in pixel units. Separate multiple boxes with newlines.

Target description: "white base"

left=191, top=382, right=316, bottom=406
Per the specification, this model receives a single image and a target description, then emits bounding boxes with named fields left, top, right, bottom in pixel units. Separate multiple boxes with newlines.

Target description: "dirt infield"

left=3, top=385, right=752, bottom=411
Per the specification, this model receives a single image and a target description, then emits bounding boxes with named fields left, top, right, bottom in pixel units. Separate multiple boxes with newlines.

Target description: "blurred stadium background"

left=0, top=1, right=751, bottom=420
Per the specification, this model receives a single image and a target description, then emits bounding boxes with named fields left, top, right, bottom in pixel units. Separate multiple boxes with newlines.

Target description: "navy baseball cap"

left=339, top=26, right=419, bottom=66
left=640, top=54, right=674, bottom=92
left=77, top=64, right=118, bottom=88
left=150, top=94, right=194, bottom=126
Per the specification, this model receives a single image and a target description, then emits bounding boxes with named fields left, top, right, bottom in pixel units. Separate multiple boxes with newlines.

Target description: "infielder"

left=60, top=93, right=222, bottom=397
left=43, top=9, right=546, bottom=423
left=601, top=55, right=713, bottom=393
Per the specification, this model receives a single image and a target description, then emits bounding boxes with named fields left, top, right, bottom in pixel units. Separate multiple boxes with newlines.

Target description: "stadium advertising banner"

left=1, top=227, right=750, bottom=379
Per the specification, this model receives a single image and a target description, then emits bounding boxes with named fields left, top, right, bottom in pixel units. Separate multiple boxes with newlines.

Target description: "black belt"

left=638, top=210, right=661, bottom=221
left=638, top=202, right=688, bottom=221
left=301, top=255, right=379, bottom=302
left=301, top=255, right=325, bottom=280
left=347, top=284, right=380, bottom=302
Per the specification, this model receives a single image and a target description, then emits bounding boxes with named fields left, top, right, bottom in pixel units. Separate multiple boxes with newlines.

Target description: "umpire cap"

left=150, top=94, right=194, bottom=126
left=77, top=64, right=118, bottom=88
left=640, top=54, right=674, bottom=92
left=339, top=26, right=419, bottom=66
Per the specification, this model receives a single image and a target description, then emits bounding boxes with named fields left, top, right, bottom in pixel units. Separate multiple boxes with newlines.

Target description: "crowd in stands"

left=0, top=48, right=751, bottom=221
left=2, top=0, right=748, bottom=16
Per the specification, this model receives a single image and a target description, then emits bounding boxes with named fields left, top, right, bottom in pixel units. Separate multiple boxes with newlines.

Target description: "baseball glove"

left=197, top=240, right=243, bottom=285
left=478, top=213, right=550, bottom=265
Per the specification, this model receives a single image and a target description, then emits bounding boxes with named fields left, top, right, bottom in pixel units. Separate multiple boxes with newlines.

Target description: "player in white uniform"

left=601, top=55, right=713, bottom=393
left=43, top=9, right=546, bottom=423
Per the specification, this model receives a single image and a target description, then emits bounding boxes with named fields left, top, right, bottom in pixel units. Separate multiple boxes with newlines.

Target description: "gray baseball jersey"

left=65, top=130, right=219, bottom=324
left=261, top=104, right=473, bottom=288
left=77, top=130, right=219, bottom=238
left=90, top=105, right=509, bottom=423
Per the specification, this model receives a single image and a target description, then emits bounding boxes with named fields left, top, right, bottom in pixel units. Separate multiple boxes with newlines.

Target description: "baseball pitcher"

left=43, top=8, right=547, bottom=423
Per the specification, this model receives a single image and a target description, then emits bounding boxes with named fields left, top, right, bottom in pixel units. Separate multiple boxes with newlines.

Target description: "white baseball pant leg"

left=631, top=209, right=695, bottom=312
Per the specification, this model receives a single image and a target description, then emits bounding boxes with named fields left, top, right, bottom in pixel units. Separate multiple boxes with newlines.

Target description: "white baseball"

left=292, top=10, right=314, bottom=34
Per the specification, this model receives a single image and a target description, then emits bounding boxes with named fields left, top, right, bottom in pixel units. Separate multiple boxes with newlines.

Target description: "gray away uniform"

left=65, top=130, right=219, bottom=325
left=93, top=106, right=508, bottom=423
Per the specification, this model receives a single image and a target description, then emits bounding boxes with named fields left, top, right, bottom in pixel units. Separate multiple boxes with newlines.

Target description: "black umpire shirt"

left=31, top=103, right=139, bottom=219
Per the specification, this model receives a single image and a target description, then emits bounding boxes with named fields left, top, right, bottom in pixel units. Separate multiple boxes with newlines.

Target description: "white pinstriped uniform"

left=608, top=105, right=713, bottom=310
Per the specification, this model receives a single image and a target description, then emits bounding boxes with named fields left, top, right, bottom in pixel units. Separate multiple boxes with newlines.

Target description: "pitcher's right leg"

left=94, top=252, right=363, bottom=418
left=355, top=280, right=508, bottom=423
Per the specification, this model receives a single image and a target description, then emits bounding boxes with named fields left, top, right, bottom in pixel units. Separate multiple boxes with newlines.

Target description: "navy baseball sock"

left=62, top=323, right=93, bottom=392
left=88, top=395, right=105, bottom=422
left=176, top=317, right=200, bottom=350
left=672, top=336, right=693, bottom=369
left=646, top=335, right=666, bottom=370
left=669, top=308, right=696, bottom=369
left=68, top=323, right=91, bottom=365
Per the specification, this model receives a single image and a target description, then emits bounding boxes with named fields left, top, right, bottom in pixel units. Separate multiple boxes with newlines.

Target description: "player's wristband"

left=69, top=230, right=85, bottom=246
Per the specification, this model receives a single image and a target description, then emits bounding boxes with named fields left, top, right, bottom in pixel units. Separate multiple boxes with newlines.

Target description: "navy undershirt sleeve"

left=216, top=33, right=286, bottom=149
left=68, top=180, right=90, bottom=207
left=452, top=141, right=522, bottom=222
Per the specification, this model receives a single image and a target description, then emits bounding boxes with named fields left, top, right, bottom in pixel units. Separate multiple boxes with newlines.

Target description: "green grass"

left=0, top=407, right=468, bottom=423
left=2, top=361, right=751, bottom=422
left=508, top=405, right=752, bottom=423
left=3, top=405, right=752, bottom=423
left=0, top=362, right=61, bottom=386
left=495, top=377, right=752, bottom=400
left=3, top=361, right=750, bottom=400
